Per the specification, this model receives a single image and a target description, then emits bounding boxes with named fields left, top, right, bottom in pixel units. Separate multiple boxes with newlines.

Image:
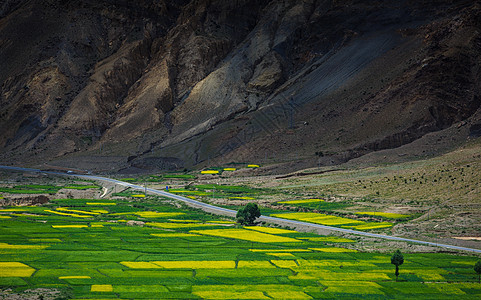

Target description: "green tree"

left=391, top=250, right=404, bottom=281
left=475, top=261, right=481, bottom=283
left=236, top=203, right=261, bottom=225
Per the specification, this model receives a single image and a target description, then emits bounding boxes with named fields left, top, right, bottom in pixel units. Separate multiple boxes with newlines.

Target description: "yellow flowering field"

left=320, top=281, right=384, bottom=294
left=29, top=238, right=62, bottom=243
left=192, top=284, right=313, bottom=300
left=266, top=252, right=296, bottom=257
left=134, top=211, right=184, bottom=218
left=150, top=233, right=200, bottom=237
left=278, top=198, right=324, bottom=204
left=206, top=220, right=236, bottom=224
left=190, top=228, right=301, bottom=243
left=0, top=262, right=35, bottom=277
left=294, top=259, right=377, bottom=268
left=244, top=226, right=298, bottom=234
left=249, top=249, right=311, bottom=252
left=121, top=260, right=237, bottom=269
left=223, top=168, right=236, bottom=171
left=321, top=280, right=381, bottom=287
left=110, top=212, right=131, bottom=215
left=146, top=222, right=216, bottom=229
left=271, top=212, right=364, bottom=226
left=228, top=196, right=255, bottom=200
left=395, top=269, right=448, bottom=281
left=288, top=272, right=318, bottom=280
left=201, top=170, right=219, bottom=174
left=51, top=225, right=88, bottom=228
left=0, top=243, right=47, bottom=250
left=247, top=164, right=260, bottom=168
left=271, top=260, right=299, bottom=268
left=267, top=291, right=313, bottom=300
left=59, top=276, right=91, bottom=279
left=152, top=261, right=235, bottom=269
left=309, top=247, right=357, bottom=253
left=193, top=291, right=269, bottom=299
left=317, top=271, right=391, bottom=281
left=356, top=211, right=410, bottom=219
left=131, top=194, right=145, bottom=198
left=237, top=261, right=275, bottom=268
left=342, top=222, right=393, bottom=230
left=91, top=284, right=113, bottom=292
left=313, top=216, right=364, bottom=226
left=425, top=283, right=477, bottom=295
left=44, top=209, right=92, bottom=218
left=324, top=285, right=384, bottom=295
left=271, top=212, right=396, bottom=229
left=0, top=208, right=26, bottom=212
left=0, top=215, right=11, bottom=219
left=56, top=208, right=101, bottom=215
left=1, top=193, right=479, bottom=299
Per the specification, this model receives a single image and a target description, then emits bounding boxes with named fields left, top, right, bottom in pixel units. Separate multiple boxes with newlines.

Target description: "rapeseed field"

left=0, top=197, right=479, bottom=299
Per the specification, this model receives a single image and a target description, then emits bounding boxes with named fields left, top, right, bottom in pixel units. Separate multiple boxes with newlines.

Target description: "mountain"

left=1, top=0, right=480, bottom=173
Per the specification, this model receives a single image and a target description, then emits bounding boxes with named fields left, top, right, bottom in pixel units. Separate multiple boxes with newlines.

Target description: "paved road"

left=2, top=165, right=481, bottom=254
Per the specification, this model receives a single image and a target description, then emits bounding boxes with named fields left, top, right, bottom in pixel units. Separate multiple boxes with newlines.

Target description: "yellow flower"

left=191, top=228, right=301, bottom=243
left=91, top=284, right=113, bottom=292
left=201, top=170, right=219, bottom=174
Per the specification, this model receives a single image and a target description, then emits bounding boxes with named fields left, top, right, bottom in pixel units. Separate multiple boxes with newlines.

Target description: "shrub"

left=391, top=250, right=404, bottom=281
left=236, top=203, right=261, bottom=225
left=475, top=261, right=481, bottom=283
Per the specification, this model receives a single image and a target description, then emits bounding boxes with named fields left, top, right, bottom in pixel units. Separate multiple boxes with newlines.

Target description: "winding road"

left=1, top=165, right=481, bottom=254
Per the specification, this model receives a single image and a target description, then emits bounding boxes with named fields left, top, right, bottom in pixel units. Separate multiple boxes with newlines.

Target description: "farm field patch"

left=271, top=212, right=393, bottom=230
left=0, top=183, right=99, bottom=195
left=277, top=199, right=325, bottom=204
left=0, top=197, right=480, bottom=299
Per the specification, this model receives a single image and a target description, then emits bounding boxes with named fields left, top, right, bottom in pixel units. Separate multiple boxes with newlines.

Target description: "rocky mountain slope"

left=1, top=0, right=480, bottom=173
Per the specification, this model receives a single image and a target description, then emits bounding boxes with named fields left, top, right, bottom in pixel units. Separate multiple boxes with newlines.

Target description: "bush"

left=236, top=203, right=261, bottom=225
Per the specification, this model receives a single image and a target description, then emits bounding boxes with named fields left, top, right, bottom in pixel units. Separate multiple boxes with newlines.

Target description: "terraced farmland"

left=0, top=198, right=480, bottom=299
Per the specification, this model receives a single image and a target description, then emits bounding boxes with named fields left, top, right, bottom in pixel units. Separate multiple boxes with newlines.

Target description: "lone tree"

left=391, top=250, right=404, bottom=281
left=475, top=261, right=481, bottom=283
left=236, top=203, right=261, bottom=225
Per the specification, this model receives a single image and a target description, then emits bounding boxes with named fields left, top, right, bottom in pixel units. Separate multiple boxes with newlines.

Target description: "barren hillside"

left=1, top=0, right=480, bottom=173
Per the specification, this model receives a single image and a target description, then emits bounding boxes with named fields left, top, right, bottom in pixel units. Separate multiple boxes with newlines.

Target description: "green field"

left=0, top=197, right=480, bottom=299
left=0, top=183, right=100, bottom=194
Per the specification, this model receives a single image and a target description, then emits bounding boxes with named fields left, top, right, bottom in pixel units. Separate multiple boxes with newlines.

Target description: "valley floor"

left=0, top=166, right=480, bottom=299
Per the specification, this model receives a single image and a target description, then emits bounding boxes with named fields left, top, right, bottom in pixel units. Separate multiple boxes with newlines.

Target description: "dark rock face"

left=1, top=0, right=481, bottom=171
